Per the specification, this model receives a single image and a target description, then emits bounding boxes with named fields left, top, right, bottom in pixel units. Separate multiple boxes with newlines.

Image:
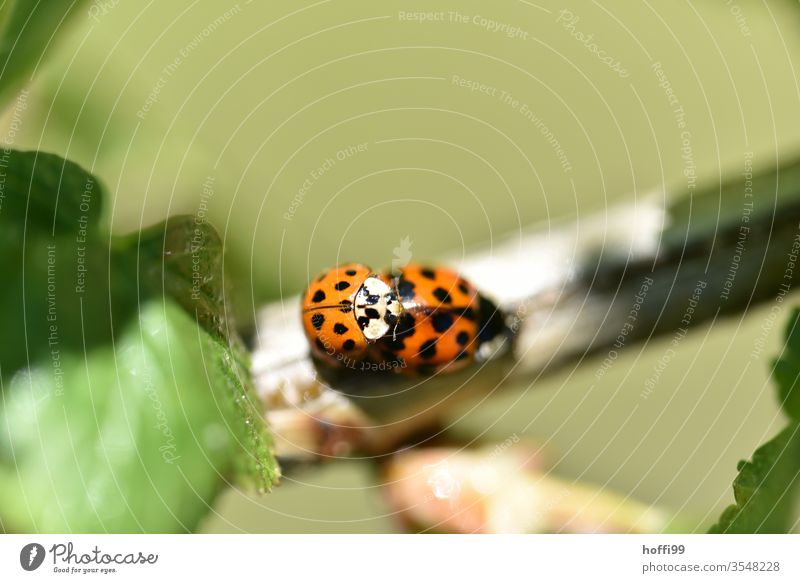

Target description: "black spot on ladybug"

left=456, top=330, right=469, bottom=346
left=459, top=306, right=477, bottom=321
left=477, top=294, right=505, bottom=343
left=357, top=316, right=370, bottom=330
left=395, top=313, right=416, bottom=338
left=420, top=268, right=436, bottom=280
left=458, top=280, right=470, bottom=295
left=419, top=338, right=438, bottom=359
left=386, top=338, right=405, bottom=351
left=456, top=350, right=470, bottom=361
left=333, top=323, right=348, bottom=335
left=364, top=308, right=380, bottom=319
left=339, top=299, right=353, bottom=313
left=311, top=313, right=325, bottom=329
left=432, top=312, right=454, bottom=332
left=312, top=289, right=326, bottom=303
left=366, top=294, right=380, bottom=305
left=397, top=279, right=416, bottom=301
left=385, top=312, right=398, bottom=326
left=342, top=339, right=356, bottom=351
left=315, top=338, right=326, bottom=352
left=345, top=269, right=357, bottom=276
left=335, top=281, right=351, bottom=291
left=386, top=313, right=416, bottom=350
left=432, top=287, right=452, bottom=304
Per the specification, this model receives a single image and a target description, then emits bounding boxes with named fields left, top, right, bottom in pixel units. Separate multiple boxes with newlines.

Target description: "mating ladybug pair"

left=301, top=263, right=504, bottom=375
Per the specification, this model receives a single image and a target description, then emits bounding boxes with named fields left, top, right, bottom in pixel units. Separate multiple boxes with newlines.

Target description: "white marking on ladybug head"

left=354, top=276, right=402, bottom=340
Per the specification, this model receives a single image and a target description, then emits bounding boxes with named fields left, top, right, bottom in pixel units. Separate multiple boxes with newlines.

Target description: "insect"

left=301, top=262, right=505, bottom=374
left=301, top=263, right=402, bottom=365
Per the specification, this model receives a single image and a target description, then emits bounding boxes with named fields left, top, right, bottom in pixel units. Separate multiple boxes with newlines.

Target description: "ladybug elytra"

left=301, top=262, right=502, bottom=374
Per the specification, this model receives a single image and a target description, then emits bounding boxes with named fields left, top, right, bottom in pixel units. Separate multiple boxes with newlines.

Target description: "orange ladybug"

left=375, top=264, right=482, bottom=374
left=301, top=262, right=505, bottom=374
left=301, top=263, right=402, bottom=366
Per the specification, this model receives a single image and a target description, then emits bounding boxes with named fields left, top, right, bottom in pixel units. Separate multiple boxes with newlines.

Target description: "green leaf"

left=0, top=299, right=275, bottom=532
left=0, top=149, right=279, bottom=532
left=710, top=307, right=800, bottom=533
left=0, top=151, right=114, bottom=376
left=123, top=215, right=231, bottom=342
left=0, top=0, right=90, bottom=107
left=709, top=424, right=800, bottom=533
left=773, top=308, right=800, bottom=421
left=114, top=215, right=280, bottom=493
left=0, top=149, right=104, bottom=235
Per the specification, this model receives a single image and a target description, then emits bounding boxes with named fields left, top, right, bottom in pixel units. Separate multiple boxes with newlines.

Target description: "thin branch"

left=251, top=156, right=800, bottom=463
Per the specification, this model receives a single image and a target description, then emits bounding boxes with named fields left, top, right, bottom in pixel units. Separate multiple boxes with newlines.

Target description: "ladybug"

left=374, top=264, right=482, bottom=374
left=301, top=263, right=402, bottom=366
left=301, top=262, right=506, bottom=375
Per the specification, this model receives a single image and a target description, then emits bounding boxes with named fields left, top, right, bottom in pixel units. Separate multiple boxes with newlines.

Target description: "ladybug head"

left=354, top=276, right=402, bottom=340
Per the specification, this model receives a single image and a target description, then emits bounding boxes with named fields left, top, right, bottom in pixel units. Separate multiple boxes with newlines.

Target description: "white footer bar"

left=1, top=534, right=797, bottom=582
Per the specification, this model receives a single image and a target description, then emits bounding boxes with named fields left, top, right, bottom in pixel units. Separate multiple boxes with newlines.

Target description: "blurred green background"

left=2, top=0, right=799, bottom=532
